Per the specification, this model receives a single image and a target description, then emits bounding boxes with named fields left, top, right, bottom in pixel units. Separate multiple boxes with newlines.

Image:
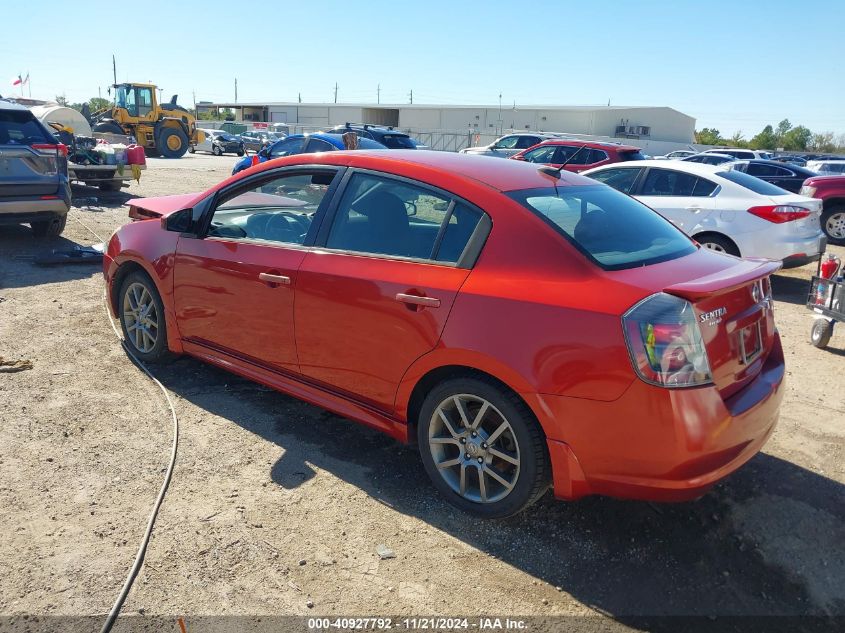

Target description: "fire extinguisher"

left=820, top=253, right=842, bottom=280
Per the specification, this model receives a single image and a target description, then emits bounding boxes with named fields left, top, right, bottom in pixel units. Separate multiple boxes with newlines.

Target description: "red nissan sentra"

left=104, top=151, right=784, bottom=518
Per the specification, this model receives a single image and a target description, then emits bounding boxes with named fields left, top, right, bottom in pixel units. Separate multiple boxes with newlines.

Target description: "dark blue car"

left=232, top=132, right=386, bottom=174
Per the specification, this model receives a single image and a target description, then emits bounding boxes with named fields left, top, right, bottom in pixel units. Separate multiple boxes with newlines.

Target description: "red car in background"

left=104, top=151, right=783, bottom=518
left=511, top=139, right=646, bottom=173
left=800, top=175, right=845, bottom=244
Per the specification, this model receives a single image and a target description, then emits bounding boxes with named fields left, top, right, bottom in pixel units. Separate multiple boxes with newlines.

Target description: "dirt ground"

left=0, top=154, right=843, bottom=631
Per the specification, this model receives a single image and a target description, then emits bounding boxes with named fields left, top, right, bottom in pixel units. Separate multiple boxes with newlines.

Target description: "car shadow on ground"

left=771, top=272, right=813, bottom=306
left=152, top=357, right=845, bottom=627
left=70, top=183, right=134, bottom=210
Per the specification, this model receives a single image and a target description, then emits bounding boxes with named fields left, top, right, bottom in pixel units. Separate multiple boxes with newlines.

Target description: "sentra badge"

left=699, top=307, right=727, bottom=325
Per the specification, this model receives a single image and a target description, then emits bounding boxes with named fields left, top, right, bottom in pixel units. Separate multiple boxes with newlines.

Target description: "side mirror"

left=259, top=147, right=270, bottom=158
left=512, top=155, right=526, bottom=161
left=164, top=208, right=193, bottom=233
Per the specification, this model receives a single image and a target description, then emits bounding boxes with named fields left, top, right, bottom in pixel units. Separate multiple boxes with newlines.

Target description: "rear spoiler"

left=664, top=258, right=782, bottom=301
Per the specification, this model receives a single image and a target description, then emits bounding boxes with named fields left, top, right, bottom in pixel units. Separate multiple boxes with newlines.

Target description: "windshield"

left=507, top=185, right=696, bottom=270
left=716, top=170, right=791, bottom=196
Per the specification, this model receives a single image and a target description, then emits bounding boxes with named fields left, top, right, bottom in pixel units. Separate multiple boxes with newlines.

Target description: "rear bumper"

left=532, top=332, right=785, bottom=502
left=0, top=193, right=71, bottom=224
left=735, top=229, right=825, bottom=263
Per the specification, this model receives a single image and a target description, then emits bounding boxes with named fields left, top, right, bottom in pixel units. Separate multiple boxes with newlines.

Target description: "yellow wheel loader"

left=88, top=83, right=203, bottom=158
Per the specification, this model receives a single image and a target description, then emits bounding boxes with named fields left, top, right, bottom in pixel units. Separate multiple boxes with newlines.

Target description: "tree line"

left=53, top=95, right=235, bottom=122
left=695, top=120, right=845, bottom=153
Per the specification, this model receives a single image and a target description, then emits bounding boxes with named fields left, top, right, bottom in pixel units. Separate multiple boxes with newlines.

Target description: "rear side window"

left=692, top=178, right=718, bottom=196
left=514, top=136, right=540, bottom=149
left=270, top=137, right=306, bottom=157
left=508, top=185, right=695, bottom=270
left=746, top=163, right=781, bottom=177
left=716, top=170, right=790, bottom=195
left=326, top=173, right=482, bottom=263
left=306, top=138, right=337, bottom=152
left=640, top=169, right=698, bottom=196
left=619, top=150, right=647, bottom=161
left=0, top=110, right=53, bottom=145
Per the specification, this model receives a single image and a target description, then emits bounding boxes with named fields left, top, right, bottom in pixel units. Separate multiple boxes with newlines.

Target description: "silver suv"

left=0, top=99, right=71, bottom=237
left=459, top=133, right=558, bottom=158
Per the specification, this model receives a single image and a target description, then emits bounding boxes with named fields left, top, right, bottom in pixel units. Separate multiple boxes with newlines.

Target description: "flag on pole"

left=11, top=74, right=22, bottom=86
left=21, top=72, right=29, bottom=85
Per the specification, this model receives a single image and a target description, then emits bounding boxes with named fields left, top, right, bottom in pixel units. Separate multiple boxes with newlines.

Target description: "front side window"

left=326, top=173, right=481, bottom=262
left=522, top=145, right=557, bottom=163
left=270, top=137, right=306, bottom=157
left=495, top=136, right=520, bottom=149
left=207, top=171, right=336, bottom=244
left=640, top=168, right=698, bottom=196
left=507, top=185, right=696, bottom=270
left=588, top=167, right=642, bottom=194
left=746, top=163, right=780, bottom=177
left=306, top=138, right=337, bottom=153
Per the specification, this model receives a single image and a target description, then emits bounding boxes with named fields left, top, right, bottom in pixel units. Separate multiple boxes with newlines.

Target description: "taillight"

left=31, top=143, right=68, bottom=157
left=747, top=205, right=811, bottom=223
left=622, top=293, right=713, bottom=388
left=799, top=185, right=817, bottom=197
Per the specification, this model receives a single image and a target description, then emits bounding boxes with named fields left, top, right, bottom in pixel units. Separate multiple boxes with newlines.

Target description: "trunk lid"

left=665, top=258, right=780, bottom=398
left=767, top=192, right=823, bottom=239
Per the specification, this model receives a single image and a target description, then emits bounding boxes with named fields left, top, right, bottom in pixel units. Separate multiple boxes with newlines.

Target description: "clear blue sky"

left=2, top=0, right=843, bottom=137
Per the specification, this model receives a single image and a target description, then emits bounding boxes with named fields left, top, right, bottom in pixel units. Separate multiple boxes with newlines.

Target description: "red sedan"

left=104, top=151, right=784, bottom=518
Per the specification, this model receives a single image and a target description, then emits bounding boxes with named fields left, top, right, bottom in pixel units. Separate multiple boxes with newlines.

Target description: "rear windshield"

left=0, top=110, right=54, bottom=145
left=619, top=150, right=647, bottom=161
left=380, top=134, right=416, bottom=149
left=716, top=170, right=790, bottom=195
left=356, top=137, right=388, bottom=150
left=507, top=185, right=696, bottom=270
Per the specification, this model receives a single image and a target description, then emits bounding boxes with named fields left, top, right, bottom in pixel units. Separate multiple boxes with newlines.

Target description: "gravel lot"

left=1, top=154, right=843, bottom=630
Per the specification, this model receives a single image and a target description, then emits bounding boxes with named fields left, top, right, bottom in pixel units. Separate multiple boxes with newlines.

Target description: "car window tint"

left=0, top=110, right=54, bottom=145
left=306, top=138, right=336, bottom=153
left=523, top=145, right=557, bottom=163
left=270, top=137, right=306, bottom=157
left=209, top=172, right=336, bottom=244
left=640, top=169, right=698, bottom=196
left=588, top=167, right=641, bottom=194
left=514, top=136, right=539, bottom=149
left=692, top=177, right=718, bottom=196
left=380, top=134, right=416, bottom=149
left=716, top=170, right=790, bottom=195
left=496, top=136, right=520, bottom=149
left=327, top=173, right=460, bottom=261
left=508, top=185, right=695, bottom=270
left=747, top=163, right=779, bottom=177
left=436, top=203, right=482, bottom=263
left=554, top=145, right=593, bottom=165
left=587, top=149, right=609, bottom=164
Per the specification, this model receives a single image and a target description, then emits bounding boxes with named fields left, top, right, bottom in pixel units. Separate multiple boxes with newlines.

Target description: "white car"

left=582, top=160, right=824, bottom=267
left=702, top=148, right=773, bottom=160
left=656, top=150, right=697, bottom=160
left=459, top=133, right=558, bottom=158
left=806, top=160, right=845, bottom=175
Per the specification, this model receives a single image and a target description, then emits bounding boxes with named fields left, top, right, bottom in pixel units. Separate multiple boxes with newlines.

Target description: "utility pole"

left=408, top=89, right=413, bottom=105
left=334, top=82, right=338, bottom=103
left=192, top=90, right=197, bottom=117
left=234, top=78, right=238, bottom=103
left=498, top=92, right=502, bottom=134
left=298, top=92, right=302, bottom=103
left=112, top=54, right=117, bottom=86
left=377, top=84, right=381, bottom=104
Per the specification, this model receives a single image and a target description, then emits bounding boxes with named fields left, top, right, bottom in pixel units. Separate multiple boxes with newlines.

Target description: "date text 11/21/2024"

left=307, top=617, right=528, bottom=630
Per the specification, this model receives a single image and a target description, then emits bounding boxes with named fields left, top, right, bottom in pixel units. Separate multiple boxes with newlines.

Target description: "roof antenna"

left=537, top=144, right=588, bottom=179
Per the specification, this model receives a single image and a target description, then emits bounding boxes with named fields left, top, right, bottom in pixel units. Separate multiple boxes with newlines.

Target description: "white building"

left=198, top=102, right=696, bottom=144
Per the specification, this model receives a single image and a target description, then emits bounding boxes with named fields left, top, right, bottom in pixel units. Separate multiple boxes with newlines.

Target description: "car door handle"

left=395, top=293, right=441, bottom=308
left=258, top=272, right=291, bottom=285
left=686, top=206, right=703, bottom=212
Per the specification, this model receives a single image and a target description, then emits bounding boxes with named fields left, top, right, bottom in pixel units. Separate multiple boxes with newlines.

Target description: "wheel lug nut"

left=471, top=432, right=477, bottom=438
left=481, top=443, right=487, bottom=449
left=464, top=453, right=470, bottom=460
left=477, top=457, right=483, bottom=463
left=460, top=438, right=466, bottom=444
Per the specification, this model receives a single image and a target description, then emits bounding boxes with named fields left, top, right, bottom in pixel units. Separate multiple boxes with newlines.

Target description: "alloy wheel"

left=702, top=242, right=726, bottom=253
left=826, top=211, right=845, bottom=240
left=427, top=394, right=520, bottom=504
left=122, top=282, right=159, bottom=353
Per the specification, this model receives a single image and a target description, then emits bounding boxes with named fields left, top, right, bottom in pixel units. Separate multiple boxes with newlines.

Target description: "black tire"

left=212, top=144, right=223, bottom=156
left=821, top=206, right=845, bottom=245
left=695, top=233, right=740, bottom=257
left=31, top=215, right=67, bottom=238
left=98, top=180, right=122, bottom=192
left=118, top=270, right=174, bottom=363
left=188, top=145, right=195, bottom=154
left=237, top=150, right=245, bottom=157
left=810, top=319, right=833, bottom=349
left=417, top=376, right=551, bottom=518
left=157, top=127, right=189, bottom=158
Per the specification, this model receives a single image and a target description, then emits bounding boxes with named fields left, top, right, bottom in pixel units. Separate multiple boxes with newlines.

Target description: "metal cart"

left=807, top=253, right=844, bottom=348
